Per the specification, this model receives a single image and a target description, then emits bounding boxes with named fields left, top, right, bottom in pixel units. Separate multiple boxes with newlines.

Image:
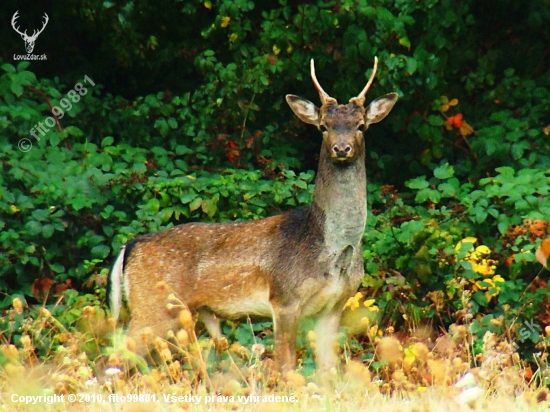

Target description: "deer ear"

left=364, top=93, right=398, bottom=126
left=286, top=95, right=320, bottom=126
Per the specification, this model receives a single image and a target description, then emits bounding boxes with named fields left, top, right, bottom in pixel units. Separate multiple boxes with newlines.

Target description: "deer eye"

left=319, top=124, right=328, bottom=133
left=357, top=123, right=365, bottom=131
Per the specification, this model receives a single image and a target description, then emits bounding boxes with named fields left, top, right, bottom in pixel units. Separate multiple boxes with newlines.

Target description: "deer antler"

left=30, top=13, right=49, bottom=40
left=353, top=57, right=379, bottom=106
left=11, top=11, right=27, bottom=37
left=11, top=11, right=49, bottom=41
left=310, top=59, right=335, bottom=105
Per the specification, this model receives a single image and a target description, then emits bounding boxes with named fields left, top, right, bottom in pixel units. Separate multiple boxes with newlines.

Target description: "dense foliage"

left=1, top=0, right=550, bottom=374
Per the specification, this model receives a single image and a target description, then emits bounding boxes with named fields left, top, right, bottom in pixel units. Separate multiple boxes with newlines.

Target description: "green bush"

left=1, top=0, right=550, bottom=365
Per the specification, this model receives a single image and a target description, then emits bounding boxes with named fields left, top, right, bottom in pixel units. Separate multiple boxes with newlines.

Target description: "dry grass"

left=1, top=301, right=549, bottom=412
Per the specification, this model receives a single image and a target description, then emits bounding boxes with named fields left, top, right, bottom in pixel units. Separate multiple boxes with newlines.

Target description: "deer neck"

left=311, top=144, right=367, bottom=250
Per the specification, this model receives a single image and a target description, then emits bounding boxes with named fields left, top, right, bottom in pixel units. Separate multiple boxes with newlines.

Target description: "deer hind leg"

left=272, top=305, right=300, bottom=374
left=126, top=310, right=179, bottom=356
left=198, top=308, right=226, bottom=353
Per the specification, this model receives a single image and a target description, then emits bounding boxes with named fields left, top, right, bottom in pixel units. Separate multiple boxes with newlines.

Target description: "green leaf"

left=428, top=189, right=441, bottom=203
left=415, top=188, right=430, bottom=203
left=16, top=71, right=36, bottom=85
left=506, top=130, right=524, bottom=142
left=472, top=291, right=488, bottom=307
left=428, top=115, right=444, bottom=126
left=49, top=263, right=65, bottom=273
left=101, top=136, right=114, bottom=147
left=495, top=166, right=515, bottom=176
left=437, top=182, right=456, bottom=197
left=511, top=141, right=529, bottom=160
left=201, top=198, right=217, bottom=217
left=399, top=37, right=411, bottom=49
left=406, top=57, right=417, bottom=75
left=50, top=133, right=60, bottom=147
left=16, top=62, right=30, bottom=71
left=64, top=126, right=84, bottom=137
left=406, top=176, right=429, bottom=190
left=32, top=209, right=50, bottom=222
left=180, top=191, right=196, bottom=204
left=189, top=197, right=202, bottom=212
left=294, top=179, right=307, bottom=190
left=91, top=244, right=110, bottom=259
left=471, top=206, right=488, bottom=224
left=146, top=198, right=160, bottom=213
left=484, top=137, right=499, bottom=155
left=42, top=224, right=54, bottom=238
left=167, top=118, right=178, bottom=129
left=234, top=324, right=253, bottom=345
left=176, top=145, right=192, bottom=155
left=497, top=219, right=509, bottom=235
left=1, top=64, right=16, bottom=74
left=26, top=220, right=43, bottom=235
left=434, top=163, right=454, bottom=179
left=11, top=82, right=23, bottom=97
left=155, top=118, right=169, bottom=136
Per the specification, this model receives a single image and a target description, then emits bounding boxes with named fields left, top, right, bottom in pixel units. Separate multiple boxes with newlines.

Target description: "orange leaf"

left=225, top=140, right=240, bottom=163
left=31, top=277, right=54, bottom=299
left=530, top=220, right=549, bottom=237
left=536, top=238, right=550, bottom=268
left=459, top=121, right=475, bottom=136
left=55, top=279, right=72, bottom=295
left=524, top=365, right=533, bottom=380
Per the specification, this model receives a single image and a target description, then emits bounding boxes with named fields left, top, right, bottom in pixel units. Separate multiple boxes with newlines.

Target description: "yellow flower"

left=471, top=261, right=495, bottom=276
left=344, top=292, right=362, bottom=311
left=475, top=275, right=504, bottom=300
left=364, top=298, right=379, bottom=312
left=475, top=245, right=490, bottom=255
left=439, top=96, right=458, bottom=113
left=455, top=237, right=477, bottom=252
left=492, top=275, right=505, bottom=283
left=367, top=325, right=379, bottom=339
left=12, top=297, right=24, bottom=314
left=220, top=16, right=231, bottom=28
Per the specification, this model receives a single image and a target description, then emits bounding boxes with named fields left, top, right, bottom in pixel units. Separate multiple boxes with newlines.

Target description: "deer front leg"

left=272, top=305, right=300, bottom=374
left=313, top=305, right=344, bottom=371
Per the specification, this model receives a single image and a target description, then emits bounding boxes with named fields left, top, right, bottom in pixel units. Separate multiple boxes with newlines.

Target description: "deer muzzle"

left=331, top=141, right=354, bottom=161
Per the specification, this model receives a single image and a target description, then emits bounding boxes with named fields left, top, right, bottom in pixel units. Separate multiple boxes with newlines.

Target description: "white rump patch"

left=109, top=245, right=127, bottom=320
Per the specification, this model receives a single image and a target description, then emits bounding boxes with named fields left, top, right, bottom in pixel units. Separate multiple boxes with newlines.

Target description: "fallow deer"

left=109, top=58, right=397, bottom=373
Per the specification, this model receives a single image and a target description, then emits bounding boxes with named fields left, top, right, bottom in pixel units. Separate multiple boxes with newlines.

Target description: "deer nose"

left=332, top=143, right=352, bottom=158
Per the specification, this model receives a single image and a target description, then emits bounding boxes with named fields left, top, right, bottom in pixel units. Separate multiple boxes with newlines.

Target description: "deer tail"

left=109, top=244, right=127, bottom=320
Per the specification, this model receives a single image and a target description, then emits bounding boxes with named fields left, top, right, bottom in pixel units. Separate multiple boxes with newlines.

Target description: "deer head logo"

left=11, top=11, right=49, bottom=54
